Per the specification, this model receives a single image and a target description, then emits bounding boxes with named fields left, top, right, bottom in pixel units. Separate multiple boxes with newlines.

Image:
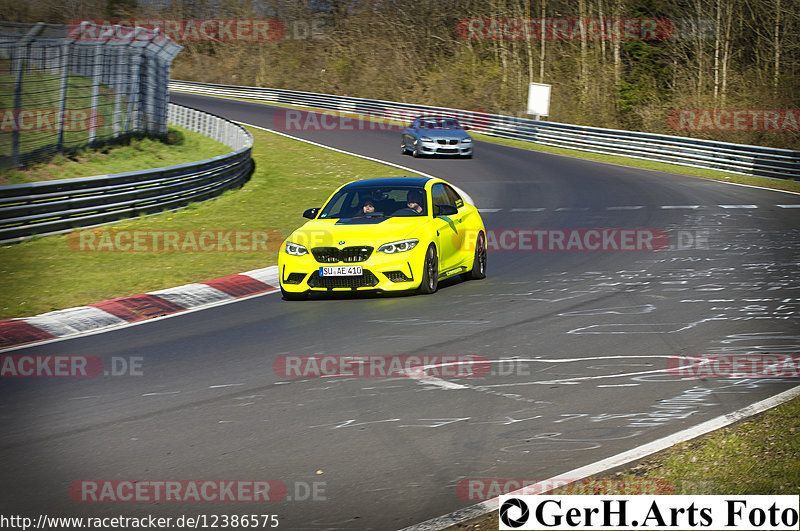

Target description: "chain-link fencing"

left=0, top=21, right=182, bottom=169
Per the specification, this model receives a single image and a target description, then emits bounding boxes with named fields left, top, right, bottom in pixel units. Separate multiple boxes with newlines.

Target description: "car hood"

left=419, top=130, right=471, bottom=140
left=286, top=217, right=429, bottom=248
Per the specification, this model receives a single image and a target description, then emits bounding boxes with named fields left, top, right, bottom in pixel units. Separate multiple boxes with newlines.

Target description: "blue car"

left=401, top=116, right=473, bottom=158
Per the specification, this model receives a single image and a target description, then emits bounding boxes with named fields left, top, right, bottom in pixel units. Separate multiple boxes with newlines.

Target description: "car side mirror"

left=435, top=204, right=458, bottom=216
left=303, top=208, right=319, bottom=219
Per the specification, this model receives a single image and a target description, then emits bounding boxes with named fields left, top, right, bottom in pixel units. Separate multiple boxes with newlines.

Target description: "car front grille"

left=308, top=270, right=379, bottom=289
left=311, top=246, right=373, bottom=263
left=437, top=139, right=459, bottom=145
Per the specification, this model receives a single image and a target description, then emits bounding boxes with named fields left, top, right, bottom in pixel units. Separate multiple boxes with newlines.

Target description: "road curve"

left=0, top=92, right=798, bottom=529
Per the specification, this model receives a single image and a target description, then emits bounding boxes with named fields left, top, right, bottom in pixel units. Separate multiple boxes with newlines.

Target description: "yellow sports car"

left=278, top=177, right=486, bottom=300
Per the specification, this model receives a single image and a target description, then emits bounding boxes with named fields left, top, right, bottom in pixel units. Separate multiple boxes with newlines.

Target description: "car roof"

left=340, top=177, right=433, bottom=189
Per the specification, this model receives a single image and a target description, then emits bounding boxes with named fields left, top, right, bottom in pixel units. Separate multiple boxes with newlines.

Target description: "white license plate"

left=319, top=266, right=363, bottom=276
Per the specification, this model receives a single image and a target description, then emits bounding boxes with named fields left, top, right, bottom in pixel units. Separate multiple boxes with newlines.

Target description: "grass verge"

left=0, top=126, right=230, bottom=185
left=447, top=393, right=800, bottom=529
left=0, top=126, right=419, bottom=318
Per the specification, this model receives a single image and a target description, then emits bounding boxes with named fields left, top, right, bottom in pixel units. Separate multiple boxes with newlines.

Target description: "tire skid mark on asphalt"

left=407, top=355, right=681, bottom=392
left=567, top=321, right=716, bottom=334
left=498, top=427, right=647, bottom=454
left=557, top=304, right=656, bottom=316
left=308, top=418, right=401, bottom=429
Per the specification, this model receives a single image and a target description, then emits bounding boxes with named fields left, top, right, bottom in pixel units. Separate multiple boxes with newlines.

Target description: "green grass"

left=627, top=395, right=800, bottom=495
left=0, top=126, right=229, bottom=185
left=0, top=126, right=420, bottom=318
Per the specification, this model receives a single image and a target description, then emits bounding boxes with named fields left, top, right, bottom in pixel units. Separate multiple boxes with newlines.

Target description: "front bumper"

left=419, top=139, right=472, bottom=156
left=279, top=246, right=426, bottom=293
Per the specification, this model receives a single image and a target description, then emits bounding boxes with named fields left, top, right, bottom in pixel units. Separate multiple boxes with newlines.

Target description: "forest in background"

left=3, top=0, right=799, bottom=149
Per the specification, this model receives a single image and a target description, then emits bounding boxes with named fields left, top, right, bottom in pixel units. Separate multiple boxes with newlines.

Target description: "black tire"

left=461, top=231, right=487, bottom=280
left=412, top=142, right=421, bottom=158
left=281, top=286, right=308, bottom=300
left=401, top=142, right=407, bottom=155
left=417, top=244, right=439, bottom=294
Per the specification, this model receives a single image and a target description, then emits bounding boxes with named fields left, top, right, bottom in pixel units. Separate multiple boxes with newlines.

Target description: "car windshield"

left=318, top=186, right=428, bottom=219
left=419, top=118, right=461, bottom=129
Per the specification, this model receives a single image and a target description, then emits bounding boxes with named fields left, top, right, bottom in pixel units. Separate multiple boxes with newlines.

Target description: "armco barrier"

left=169, top=80, right=799, bottom=181
left=0, top=103, right=253, bottom=244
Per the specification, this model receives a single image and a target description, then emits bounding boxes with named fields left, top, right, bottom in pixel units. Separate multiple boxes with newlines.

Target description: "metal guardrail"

left=0, top=103, right=253, bottom=243
left=168, top=103, right=252, bottom=151
left=169, top=79, right=799, bottom=181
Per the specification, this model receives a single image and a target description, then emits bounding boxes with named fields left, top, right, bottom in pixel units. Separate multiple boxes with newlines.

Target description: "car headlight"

left=377, top=239, right=419, bottom=254
left=461, top=138, right=472, bottom=143
left=420, top=136, right=434, bottom=142
left=284, top=242, right=308, bottom=256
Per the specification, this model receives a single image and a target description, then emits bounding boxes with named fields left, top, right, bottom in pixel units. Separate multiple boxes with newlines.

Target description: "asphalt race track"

left=1, top=92, right=798, bottom=529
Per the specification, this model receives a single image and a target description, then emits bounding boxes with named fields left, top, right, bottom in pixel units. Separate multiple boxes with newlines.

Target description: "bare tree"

left=774, top=0, right=781, bottom=94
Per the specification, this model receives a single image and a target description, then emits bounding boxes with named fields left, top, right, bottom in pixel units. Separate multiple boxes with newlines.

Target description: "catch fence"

left=1, top=21, right=182, bottom=169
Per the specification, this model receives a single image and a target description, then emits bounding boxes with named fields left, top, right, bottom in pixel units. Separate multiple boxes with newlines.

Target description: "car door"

left=442, top=183, right=474, bottom=262
left=403, top=119, right=420, bottom=150
left=430, top=183, right=468, bottom=273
